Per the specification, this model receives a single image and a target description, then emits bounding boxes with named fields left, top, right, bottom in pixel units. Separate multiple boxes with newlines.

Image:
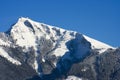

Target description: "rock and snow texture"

left=10, top=17, right=113, bottom=54
left=1, top=17, right=114, bottom=69
left=0, top=33, right=11, bottom=46
left=83, top=35, right=114, bottom=53
left=9, top=17, right=91, bottom=71
left=0, top=17, right=115, bottom=80
left=0, top=47, right=21, bottom=65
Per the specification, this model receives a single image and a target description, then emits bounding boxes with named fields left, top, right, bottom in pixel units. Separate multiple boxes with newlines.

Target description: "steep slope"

left=83, top=35, right=114, bottom=53
left=0, top=17, right=116, bottom=80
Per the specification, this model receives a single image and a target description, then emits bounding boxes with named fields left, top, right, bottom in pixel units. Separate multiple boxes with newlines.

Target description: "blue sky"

left=0, top=0, right=120, bottom=47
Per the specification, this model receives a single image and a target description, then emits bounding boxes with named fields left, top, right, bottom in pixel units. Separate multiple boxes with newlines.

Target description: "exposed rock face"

left=67, top=48, right=120, bottom=80
left=0, top=56, right=37, bottom=80
left=0, top=17, right=119, bottom=80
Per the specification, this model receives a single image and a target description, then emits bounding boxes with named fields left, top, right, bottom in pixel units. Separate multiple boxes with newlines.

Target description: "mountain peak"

left=8, top=17, right=114, bottom=53
left=11, top=17, right=32, bottom=30
left=10, top=18, right=37, bottom=48
left=13, top=17, right=37, bottom=30
left=18, top=17, right=30, bottom=22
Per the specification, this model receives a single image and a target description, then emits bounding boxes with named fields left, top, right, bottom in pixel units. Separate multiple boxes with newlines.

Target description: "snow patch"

left=0, top=39, right=11, bottom=46
left=83, top=35, right=114, bottom=53
left=0, top=48, right=21, bottom=65
left=33, top=60, right=38, bottom=71
left=66, top=76, right=82, bottom=80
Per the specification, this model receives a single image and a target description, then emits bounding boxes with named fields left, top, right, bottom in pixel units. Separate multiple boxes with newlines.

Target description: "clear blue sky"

left=0, top=0, right=120, bottom=47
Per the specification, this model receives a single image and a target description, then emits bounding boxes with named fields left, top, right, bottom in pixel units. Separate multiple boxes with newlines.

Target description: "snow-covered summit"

left=10, top=17, right=114, bottom=53
left=0, top=17, right=114, bottom=74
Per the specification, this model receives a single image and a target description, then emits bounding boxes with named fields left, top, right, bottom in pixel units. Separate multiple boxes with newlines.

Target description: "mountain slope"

left=0, top=17, right=117, bottom=80
left=83, top=35, right=114, bottom=53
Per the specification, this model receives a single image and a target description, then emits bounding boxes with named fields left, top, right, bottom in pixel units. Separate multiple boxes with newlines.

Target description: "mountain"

left=0, top=17, right=119, bottom=80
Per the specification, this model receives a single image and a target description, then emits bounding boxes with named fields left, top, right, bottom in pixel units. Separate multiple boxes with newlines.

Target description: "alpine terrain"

left=0, top=17, right=119, bottom=80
